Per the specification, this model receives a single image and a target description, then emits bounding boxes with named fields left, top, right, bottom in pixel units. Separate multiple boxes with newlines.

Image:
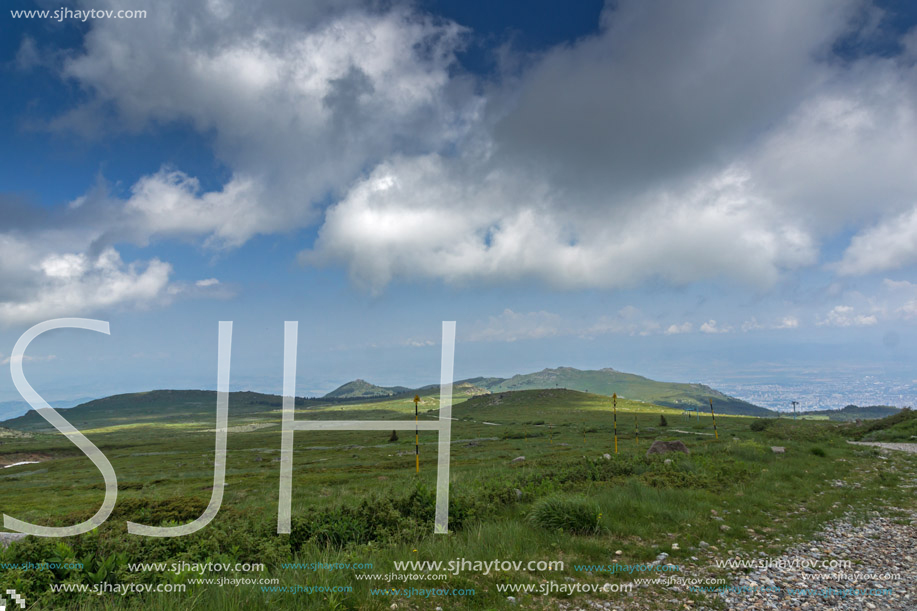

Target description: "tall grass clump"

left=527, top=495, right=603, bottom=534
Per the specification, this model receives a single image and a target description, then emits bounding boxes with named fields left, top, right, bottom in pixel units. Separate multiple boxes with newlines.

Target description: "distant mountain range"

left=0, top=366, right=790, bottom=432
left=325, top=366, right=773, bottom=417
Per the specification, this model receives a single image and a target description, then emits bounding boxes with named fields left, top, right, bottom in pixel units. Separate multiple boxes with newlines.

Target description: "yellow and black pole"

left=414, top=394, right=420, bottom=473
left=708, top=398, right=719, bottom=440
left=613, top=393, right=618, bottom=454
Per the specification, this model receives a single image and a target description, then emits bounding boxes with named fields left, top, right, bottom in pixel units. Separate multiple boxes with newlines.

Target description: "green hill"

left=324, top=379, right=412, bottom=399
left=0, top=390, right=322, bottom=433
left=467, top=367, right=772, bottom=417
left=848, top=407, right=917, bottom=442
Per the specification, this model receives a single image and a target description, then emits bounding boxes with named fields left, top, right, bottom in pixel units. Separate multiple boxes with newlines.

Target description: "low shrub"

left=749, top=419, right=769, bottom=432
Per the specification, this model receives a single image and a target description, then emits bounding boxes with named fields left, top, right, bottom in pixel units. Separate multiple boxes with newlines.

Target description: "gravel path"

left=847, top=441, right=917, bottom=454
left=716, top=510, right=917, bottom=610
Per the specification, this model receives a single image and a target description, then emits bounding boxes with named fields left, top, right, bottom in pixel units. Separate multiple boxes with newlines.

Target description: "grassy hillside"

left=799, top=404, right=902, bottom=421
left=0, top=386, right=912, bottom=610
left=848, top=407, right=917, bottom=442
left=474, top=367, right=772, bottom=417
left=323, top=379, right=412, bottom=399
left=0, top=390, right=320, bottom=433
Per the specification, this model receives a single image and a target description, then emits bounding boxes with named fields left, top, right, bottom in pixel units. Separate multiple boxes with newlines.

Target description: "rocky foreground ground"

left=715, top=510, right=917, bottom=610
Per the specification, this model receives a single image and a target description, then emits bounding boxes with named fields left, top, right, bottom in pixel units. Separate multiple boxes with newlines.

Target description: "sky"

left=1, top=0, right=917, bottom=411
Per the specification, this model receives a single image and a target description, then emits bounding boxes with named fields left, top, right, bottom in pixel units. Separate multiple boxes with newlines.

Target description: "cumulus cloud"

left=699, top=320, right=731, bottom=334
left=816, top=305, right=878, bottom=327
left=303, top=0, right=916, bottom=292
left=665, top=322, right=693, bottom=335
left=304, top=156, right=815, bottom=292
left=837, top=206, right=917, bottom=275
left=56, top=0, right=478, bottom=247
left=21, top=0, right=917, bottom=302
left=0, top=247, right=171, bottom=325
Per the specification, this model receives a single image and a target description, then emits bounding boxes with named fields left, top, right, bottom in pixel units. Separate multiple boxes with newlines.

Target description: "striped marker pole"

left=414, top=394, right=420, bottom=473
left=613, top=393, right=618, bottom=454
left=708, top=398, right=719, bottom=440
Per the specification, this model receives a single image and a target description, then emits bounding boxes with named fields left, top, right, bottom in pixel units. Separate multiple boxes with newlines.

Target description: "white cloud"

left=899, top=301, right=917, bottom=319
left=26, top=0, right=917, bottom=301
left=305, top=156, right=815, bottom=292
left=816, top=305, right=878, bottom=327
left=837, top=206, right=917, bottom=275
left=700, top=320, right=731, bottom=334
left=57, top=1, right=478, bottom=248
left=743, top=315, right=800, bottom=331
left=195, top=278, right=221, bottom=288
left=665, top=322, right=693, bottom=335
left=741, top=318, right=763, bottom=332
left=884, top=278, right=916, bottom=290
left=0, top=247, right=172, bottom=326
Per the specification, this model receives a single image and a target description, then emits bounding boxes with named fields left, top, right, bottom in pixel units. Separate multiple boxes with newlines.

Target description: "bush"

left=749, top=419, right=769, bottom=432
left=659, top=415, right=668, bottom=427
left=527, top=495, right=603, bottom=534
left=810, top=446, right=826, bottom=457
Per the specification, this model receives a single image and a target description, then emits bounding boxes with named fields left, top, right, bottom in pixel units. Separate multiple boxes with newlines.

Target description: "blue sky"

left=1, top=0, right=917, bottom=410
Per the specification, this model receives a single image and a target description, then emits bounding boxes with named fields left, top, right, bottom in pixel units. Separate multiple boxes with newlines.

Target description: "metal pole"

left=792, top=400, right=798, bottom=421
left=613, top=393, right=618, bottom=454
left=414, top=394, right=420, bottom=473
left=709, top=398, right=718, bottom=440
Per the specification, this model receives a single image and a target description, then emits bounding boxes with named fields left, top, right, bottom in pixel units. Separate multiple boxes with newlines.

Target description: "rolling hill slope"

left=467, top=367, right=772, bottom=416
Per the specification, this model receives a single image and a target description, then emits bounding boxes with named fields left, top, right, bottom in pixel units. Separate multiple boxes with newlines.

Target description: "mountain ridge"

left=325, top=366, right=773, bottom=417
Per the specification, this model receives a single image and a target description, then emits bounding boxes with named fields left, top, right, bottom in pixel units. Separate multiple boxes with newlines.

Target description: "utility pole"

left=791, top=400, right=798, bottom=421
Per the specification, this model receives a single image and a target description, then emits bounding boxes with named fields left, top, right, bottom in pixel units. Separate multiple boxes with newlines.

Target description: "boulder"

left=646, top=440, right=689, bottom=457
left=510, top=456, right=525, bottom=464
left=771, top=446, right=785, bottom=454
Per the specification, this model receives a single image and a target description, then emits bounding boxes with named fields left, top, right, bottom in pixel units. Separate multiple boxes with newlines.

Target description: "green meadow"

left=0, top=389, right=914, bottom=609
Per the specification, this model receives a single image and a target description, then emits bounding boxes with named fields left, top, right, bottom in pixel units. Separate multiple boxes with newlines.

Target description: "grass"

left=0, top=389, right=913, bottom=609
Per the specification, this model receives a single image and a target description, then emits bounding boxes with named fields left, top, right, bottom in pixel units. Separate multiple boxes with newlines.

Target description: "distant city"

left=706, top=375, right=917, bottom=412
